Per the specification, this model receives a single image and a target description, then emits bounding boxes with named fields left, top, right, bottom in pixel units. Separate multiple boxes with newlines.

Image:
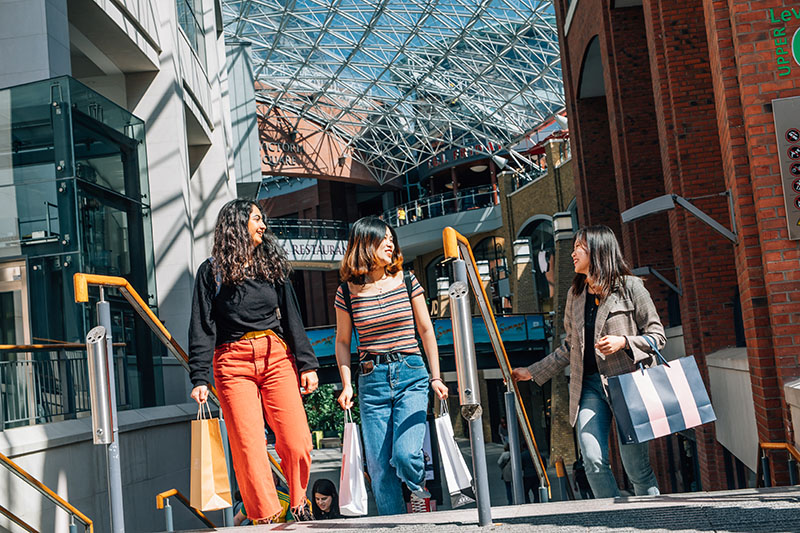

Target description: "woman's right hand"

left=191, top=385, right=209, bottom=404
left=338, top=384, right=354, bottom=410
left=511, top=367, right=532, bottom=382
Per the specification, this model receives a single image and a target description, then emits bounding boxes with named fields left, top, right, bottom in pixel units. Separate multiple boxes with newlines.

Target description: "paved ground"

left=183, top=486, right=800, bottom=532
left=179, top=441, right=800, bottom=532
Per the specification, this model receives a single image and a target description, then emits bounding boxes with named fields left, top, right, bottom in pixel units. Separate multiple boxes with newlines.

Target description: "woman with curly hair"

left=189, top=199, right=319, bottom=523
left=334, top=216, right=448, bottom=515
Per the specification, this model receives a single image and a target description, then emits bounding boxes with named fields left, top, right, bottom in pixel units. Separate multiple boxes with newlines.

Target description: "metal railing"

left=268, top=218, right=349, bottom=240
left=383, top=185, right=497, bottom=227
left=0, top=344, right=127, bottom=431
left=759, top=441, right=800, bottom=487
left=0, top=451, right=93, bottom=532
left=443, top=227, right=551, bottom=500
left=156, top=489, right=215, bottom=531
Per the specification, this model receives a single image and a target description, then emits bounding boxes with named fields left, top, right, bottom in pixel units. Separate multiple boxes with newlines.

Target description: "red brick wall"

left=642, top=0, right=738, bottom=491
left=702, top=0, right=800, bottom=483
left=603, top=6, right=676, bottom=321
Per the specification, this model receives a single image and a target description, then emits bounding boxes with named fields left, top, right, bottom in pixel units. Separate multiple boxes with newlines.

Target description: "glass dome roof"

left=222, top=0, right=564, bottom=184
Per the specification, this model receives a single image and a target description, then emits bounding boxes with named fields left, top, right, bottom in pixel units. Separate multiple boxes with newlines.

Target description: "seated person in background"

left=234, top=471, right=293, bottom=525
left=311, top=478, right=340, bottom=520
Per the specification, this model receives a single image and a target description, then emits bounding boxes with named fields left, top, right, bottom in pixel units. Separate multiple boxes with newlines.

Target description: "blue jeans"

left=576, top=372, right=660, bottom=498
left=358, top=354, right=429, bottom=515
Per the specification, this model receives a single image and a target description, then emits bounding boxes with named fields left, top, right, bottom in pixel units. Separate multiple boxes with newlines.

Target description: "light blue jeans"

left=576, top=372, right=660, bottom=498
left=358, top=354, right=429, bottom=515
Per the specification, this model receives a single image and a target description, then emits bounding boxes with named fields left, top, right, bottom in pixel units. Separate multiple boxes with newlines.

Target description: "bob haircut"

left=571, top=225, right=632, bottom=299
left=339, top=216, right=403, bottom=284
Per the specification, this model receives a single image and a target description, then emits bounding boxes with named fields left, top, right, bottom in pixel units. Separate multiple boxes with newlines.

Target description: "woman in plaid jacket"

left=513, top=225, right=665, bottom=498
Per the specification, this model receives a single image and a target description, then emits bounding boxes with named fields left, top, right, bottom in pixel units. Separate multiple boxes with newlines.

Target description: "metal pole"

left=450, top=259, right=491, bottom=526
left=789, top=458, right=797, bottom=486
left=97, top=292, right=125, bottom=532
left=68, top=515, right=77, bottom=533
left=163, top=498, right=174, bottom=532
left=761, top=453, right=771, bottom=488
left=504, top=391, right=524, bottom=504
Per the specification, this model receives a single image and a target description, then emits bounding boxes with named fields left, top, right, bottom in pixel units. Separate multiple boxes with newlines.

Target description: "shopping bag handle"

left=641, top=334, right=670, bottom=368
left=197, top=400, right=213, bottom=421
left=439, top=399, right=449, bottom=416
left=343, top=408, right=354, bottom=425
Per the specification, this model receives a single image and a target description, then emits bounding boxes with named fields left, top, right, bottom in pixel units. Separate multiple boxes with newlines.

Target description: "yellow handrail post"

left=0, top=452, right=93, bottom=532
left=442, top=227, right=551, bottom=499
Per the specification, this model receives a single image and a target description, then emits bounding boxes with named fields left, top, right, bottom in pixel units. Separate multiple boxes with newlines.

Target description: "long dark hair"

left=571, top=225, right=631, bottom=299
left=311, top=478, right=339, bottom=519
left=211, top=199, right=290, bottom=286
left=339, top=216, right=403, bottom=284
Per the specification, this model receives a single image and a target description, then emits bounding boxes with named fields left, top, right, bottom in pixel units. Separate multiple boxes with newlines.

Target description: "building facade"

left=0, top=1, right=242, bottom=530
left=554, top=0, right=800, bottom=492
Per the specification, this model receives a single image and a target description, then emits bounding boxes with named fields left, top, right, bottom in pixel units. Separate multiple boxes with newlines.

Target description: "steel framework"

left=222, top=0, right=564, bottom=184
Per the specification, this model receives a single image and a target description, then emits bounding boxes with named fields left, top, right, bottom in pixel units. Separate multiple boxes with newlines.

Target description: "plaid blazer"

left=527, top=275, right=666, bottom=427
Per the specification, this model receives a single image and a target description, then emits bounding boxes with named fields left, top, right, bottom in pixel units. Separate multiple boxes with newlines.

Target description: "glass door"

left=0, top=260, right=30, bottom=348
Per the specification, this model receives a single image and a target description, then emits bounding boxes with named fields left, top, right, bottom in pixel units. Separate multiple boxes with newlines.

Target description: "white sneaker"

left=409, top=489, right=432, bottom=513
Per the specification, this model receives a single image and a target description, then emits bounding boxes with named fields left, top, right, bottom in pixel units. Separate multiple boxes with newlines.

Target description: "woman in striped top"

left=335, top=216, right=448, bottom=515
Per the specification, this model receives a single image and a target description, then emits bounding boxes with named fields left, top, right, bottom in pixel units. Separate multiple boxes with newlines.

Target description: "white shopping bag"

left=339, top=409, right=368, bottom=516
left=435, top=401, right=475, bottom=508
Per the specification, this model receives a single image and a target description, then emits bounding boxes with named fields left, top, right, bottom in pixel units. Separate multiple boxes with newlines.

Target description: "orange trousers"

left=213, top=334, right=312, bottom=521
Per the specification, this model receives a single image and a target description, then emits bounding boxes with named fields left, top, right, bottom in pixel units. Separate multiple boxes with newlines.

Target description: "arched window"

left=518, top=218, right=555, bottom=313
left=473, top=236, right=510, bottom=314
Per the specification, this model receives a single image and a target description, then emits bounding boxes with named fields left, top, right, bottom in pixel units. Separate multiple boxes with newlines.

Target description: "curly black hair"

left=211, top=199, right=290, bottom=286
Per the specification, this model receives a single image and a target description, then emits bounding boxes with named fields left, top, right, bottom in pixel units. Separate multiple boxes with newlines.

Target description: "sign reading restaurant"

left=279, top=238, right=347, bottom=263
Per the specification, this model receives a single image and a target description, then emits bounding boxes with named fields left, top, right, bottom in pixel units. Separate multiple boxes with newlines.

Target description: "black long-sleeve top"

left=188, top=259, right=319, bottom=387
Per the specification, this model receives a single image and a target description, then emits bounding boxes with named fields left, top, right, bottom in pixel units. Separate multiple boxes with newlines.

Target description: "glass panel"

left=78, top=192, right=131, bottom=277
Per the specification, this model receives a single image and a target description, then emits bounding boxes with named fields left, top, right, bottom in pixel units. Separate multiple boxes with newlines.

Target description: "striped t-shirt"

left=335, top=273, right=424, bottom=357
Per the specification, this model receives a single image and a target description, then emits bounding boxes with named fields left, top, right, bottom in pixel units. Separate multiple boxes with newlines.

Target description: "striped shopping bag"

left=607, top=337, right=716, bottom=444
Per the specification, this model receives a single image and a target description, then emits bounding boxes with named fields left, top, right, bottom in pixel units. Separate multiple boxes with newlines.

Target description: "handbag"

left=607, top=335, right=716, bottom=444
left=189, top=402, right=232, bottom=511
left=434, top=401, right=476, bottom=508
left=339, top=409, right=369, bottom=516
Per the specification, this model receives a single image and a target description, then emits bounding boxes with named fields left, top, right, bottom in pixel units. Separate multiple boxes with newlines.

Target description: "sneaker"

left=292, top=502, right=314, bottom=521
left=409, top=489, right=432, bottom=513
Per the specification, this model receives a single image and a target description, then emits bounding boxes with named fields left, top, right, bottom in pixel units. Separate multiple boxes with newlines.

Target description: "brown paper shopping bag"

left=190, top=402, right=232, bottom=511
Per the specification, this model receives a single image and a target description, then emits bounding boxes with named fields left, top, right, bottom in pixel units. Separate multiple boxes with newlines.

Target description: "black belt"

left=360, top=351, right=407, bottom=365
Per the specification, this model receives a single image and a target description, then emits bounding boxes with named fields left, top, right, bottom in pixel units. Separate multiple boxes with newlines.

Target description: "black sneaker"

left=292, top=502, right=314, bottom=521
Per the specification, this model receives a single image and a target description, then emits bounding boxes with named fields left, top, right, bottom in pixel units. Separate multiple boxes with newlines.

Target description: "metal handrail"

left=0, top=452, right=93, bottom=532
left=760, top=441, right=800, bottom=463
left=0, top=343, right=125, bottom=351
left=0, top=503, right=38, bottom=533
left=759, top=441, right=800, bottom=487
left=384, top=185, right=497, bottom=227
left=72, top=273, right=220, bottom=407
left=156, top=489, right=216, bottom=530
left=268, top=218, right=349, bottom=240
left=73, top=273, right=290, bottom=487
left=442, top=226, right=551, bottom=496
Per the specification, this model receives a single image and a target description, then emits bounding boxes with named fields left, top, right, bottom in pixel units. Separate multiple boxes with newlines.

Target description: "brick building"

left=554, top=0, right=800, bottom=492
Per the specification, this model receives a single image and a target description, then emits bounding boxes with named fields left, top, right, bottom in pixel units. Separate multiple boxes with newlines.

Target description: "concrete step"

left=176, top=486, right=800, bottom=532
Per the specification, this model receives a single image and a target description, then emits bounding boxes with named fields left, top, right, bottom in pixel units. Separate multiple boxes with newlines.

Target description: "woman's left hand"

left=300, top=370, right=319, bottom=394
left=595, top=335, right=627, bottom=357
left=431, top=379, right=449, bottom=400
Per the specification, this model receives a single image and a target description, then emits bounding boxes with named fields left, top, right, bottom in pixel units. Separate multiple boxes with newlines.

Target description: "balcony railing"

left=383, top=185, right=498, bottom=227
left=268, top=218, right=349, bottom=240
left=0, top=344, right=128, bottom=430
